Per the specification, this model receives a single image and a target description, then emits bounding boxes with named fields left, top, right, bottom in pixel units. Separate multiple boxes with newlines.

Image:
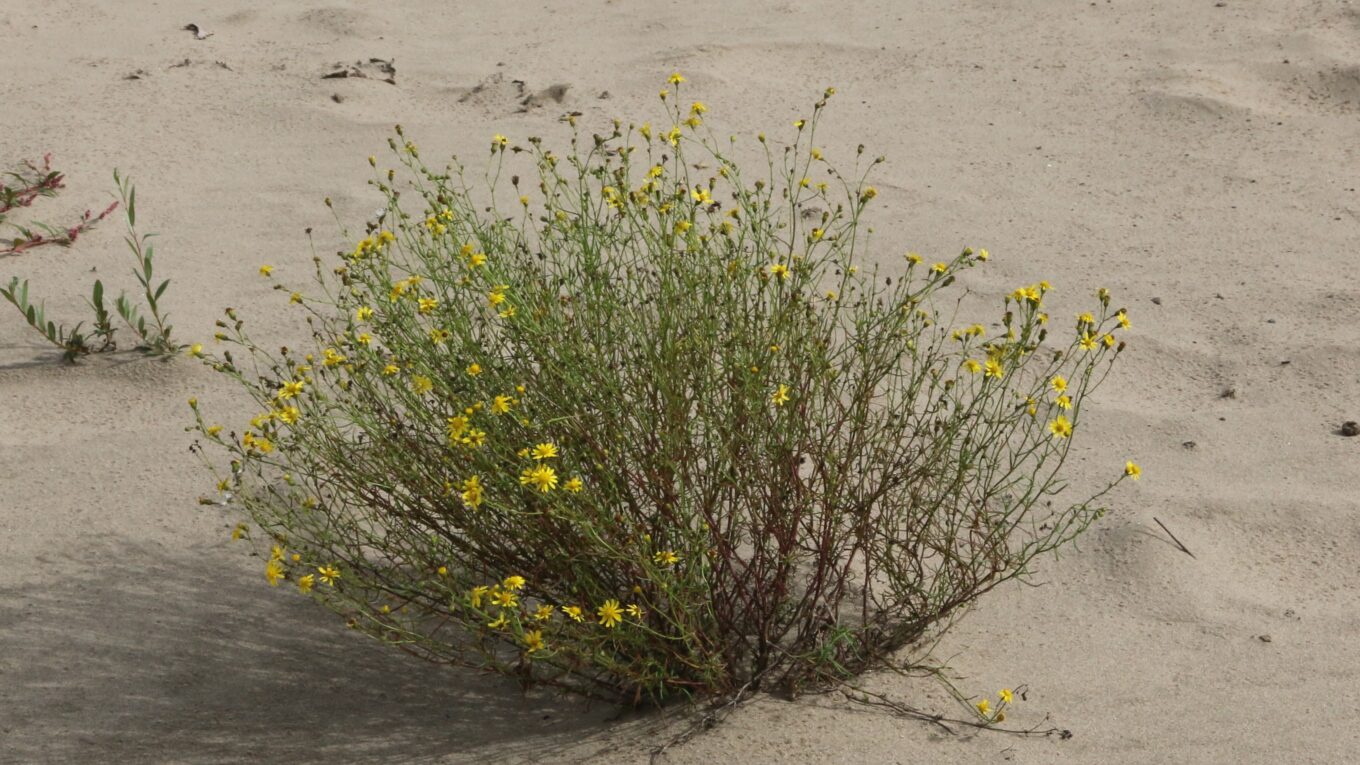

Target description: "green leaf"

left=154, top=279, right=170, bottom=302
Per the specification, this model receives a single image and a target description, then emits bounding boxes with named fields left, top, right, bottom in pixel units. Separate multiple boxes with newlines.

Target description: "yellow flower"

left=491, top=589, right=518, bottom=608
left=860, top=186, right=878, bottom=201
left=207, top=424, right=223, bottom=437
left=259, top=265, right=273, bottom=277
left=931, top=262, right=947, bottom=274
left=523, top=629, right=546, bottom=653
left=437, top=566, right=448, bottom=576
left=768, top=263, right=790, bottom=281
left=1055, top=394, right=1072, bottom=410
left=488, top=289, right=507, bottom=307
left=668, top=72, right=685, bottom=84
left=297, top=574, right=315, bottom=594
left=492, top=134, right=508, bottom=148
left=653, top=550, right=680, bottom=566
left=469, top=585, right=489, bottom=608
left=276, top=405, right=300, bottom=424
left=418, top=297, right=438, bottom=314
left=188, top=343, right=203, bottom=358
left=487, top=614, right=508, bottom=629
left=502, top=575, right=527, bottom=592
left=597, top=599, right=624, bottom=628
left=964, top=359, right=982, bottom=375
left=230, top=523, right=247, bottom=540
left=999, top=688, right=1014, bottom=704
left=625, top=603, right=645, bottom=619
left=322, top=348, right=346, bottom=367
left=771, top=384, right=791, bottom=406
left=466, top=363, right=482, bottom=376
left=1125, top=461, right=1142, bottom=480
left=382, top=363, right=400, bottom=376
left=563, top=605, right=584, bottom=622
left=976, top=698, right=991, bottom=715
left=531, top=442, right=558, bottom=461
left=984, top=358, right=1004, bottom=379
left=562, top=477, right=584, bottom=493
left=520, top=464, right=559, bottom=493
left=411, top=375, right=433, bottom=394
left=1050, top=375, right=1067, bottom=393
left=317, top=564, right=341, bottom=585
left=1048, top=415, right=1073, bottom=439
left=1080, top=332, right=1098, bottom=351
left=429, top=328, right=451, bottom=344
left=289, top=292, right=304, bottom=304
left=1102, top=333, right=1116, bottom=348
left=1077, top=311, right=1095, bottom=325
left=1117, top=310, right=1131, bottom=329
left=278, top=380, right=305, bottom=400
left=905, top=252, right=922, bottom=265
left=491, top=395, right=514, bottom=414
left=533, top=605, right=554, bottom=621
left=977, top=248, right=989, bottom=261
left=265, top=559, right=285, bottom=586
left=460, top=475, right=484, bottom=508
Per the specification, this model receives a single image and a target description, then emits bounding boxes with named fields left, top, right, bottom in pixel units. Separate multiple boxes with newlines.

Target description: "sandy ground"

left=3, top=0, right=1359, bottom=762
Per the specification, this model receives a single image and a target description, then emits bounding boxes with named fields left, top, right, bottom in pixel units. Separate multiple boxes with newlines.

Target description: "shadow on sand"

left=0, top=541, right=670, bottom=764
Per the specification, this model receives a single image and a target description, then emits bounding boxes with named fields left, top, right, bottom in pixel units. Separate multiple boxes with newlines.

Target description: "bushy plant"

left=195, top=80, right=1137, bottom=706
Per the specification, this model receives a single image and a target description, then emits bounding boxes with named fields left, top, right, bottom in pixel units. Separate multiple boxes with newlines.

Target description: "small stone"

left=1220, top=387, right=1237, bottom=399
left=1258, top=634, right=1272, bottom=643
left=1151, top=296, right=1162, bottom=305
left=331, top=93, right=344, bottom=103
left=1182, top=441, right=1197, bottom=449
left=1341, top=421, right=1359, bottom=437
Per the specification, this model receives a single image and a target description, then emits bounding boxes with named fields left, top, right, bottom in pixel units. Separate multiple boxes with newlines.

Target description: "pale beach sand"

left=2, top=1, right=1359, bottom=762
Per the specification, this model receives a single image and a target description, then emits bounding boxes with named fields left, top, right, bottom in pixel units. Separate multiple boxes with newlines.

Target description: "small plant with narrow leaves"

left=194, top=79, right=1138, bottom=707
left=2, top=168, right=182, bottom=361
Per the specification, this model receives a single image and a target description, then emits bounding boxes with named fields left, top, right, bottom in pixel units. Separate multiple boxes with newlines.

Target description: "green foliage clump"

left=196, top=83, right=1135, bottom=705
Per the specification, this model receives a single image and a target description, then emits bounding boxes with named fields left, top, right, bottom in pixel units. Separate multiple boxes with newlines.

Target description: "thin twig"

left=1152, top=517, right=1195, bottom=558
left=649, top=681, right=757, bottom=763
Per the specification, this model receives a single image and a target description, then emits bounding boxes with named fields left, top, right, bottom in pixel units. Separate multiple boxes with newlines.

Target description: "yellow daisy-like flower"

left=466, top=363, right=482, bottom=376
left=1055, top=394, right=1072, bottom=410
left=447, top=416, right=470, bottom=441
left=976, top=248, right=990, bottom=261
left=625, top=603, right=645, bottom=619
left=259, top=265, right=274, bottom=277
left=460, top=475, right=484, bottom=508
left=418, top=297, right=438, bottom=314
left=533, top=604, right=554, bottom=621
left=492, top=134, right=509, bottom=148
left=905, top=252, right=922, bottom=265
left=487, top=614, right=508, bottom=629
left=984, top=359, right=1004, bottom=379
left=654, top=550, right=680, bottom=566
left=999, top=688, right=1014, bottom=704
left=1117, top=310, right=1131, bottom=329
left=411, top=375, right=433, bottom=394
left=1080, top=332, right=1098, bottom=351
left=1048, top=415, right=1073, bottom=439
left=531, top=442, right=558, bottom=461
left=502, top=575, right=527, bottom=592
left=520, top=464, right=558, bottom=493
left=771, top=384, right=791, bottom=406
left=355, top=306, right=374, bottom=322
left=1050, top=375, right=1067, bottom=393
left=278, top=380, right=305, bottom=400
left=1102, top=333, right=1116, bottom=348
left=382, top=363, right=400, bottom=376
left=297, top=574, right=315, bottom=594
left=469, top=585, right=489, bottom=608
left=230, top=523, right=247, bottom=540
left=976, top=698, right=991, bottom=715
left=564, top=477, right=584, bottom=493
left=265, top=559, right=285, bottom=586
left=668, top=72, right=686, bottom=84
left=931, top=262, right=947, bottom=274
left=768, top=263, right=790, bottom=281
left=1125, top=461, right=1142, bottom=480
left=964, top=359, right=982, bottom=375
left=562, top=605, right=585, bottom=622
left=597, top=599, right=624, bottom=628
left=188, top=343, right=203, bottom=358
left=317, top=564, right=341, bottom=585
left=523, top=629, right=546, bottom=653
left=1077, top=311, right=1095, bottom=325
left=355, top=333, right=371, bottom=346
left=491, top=395, right=514, bottom=414
left=491, top=589, right=518, bottom=609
